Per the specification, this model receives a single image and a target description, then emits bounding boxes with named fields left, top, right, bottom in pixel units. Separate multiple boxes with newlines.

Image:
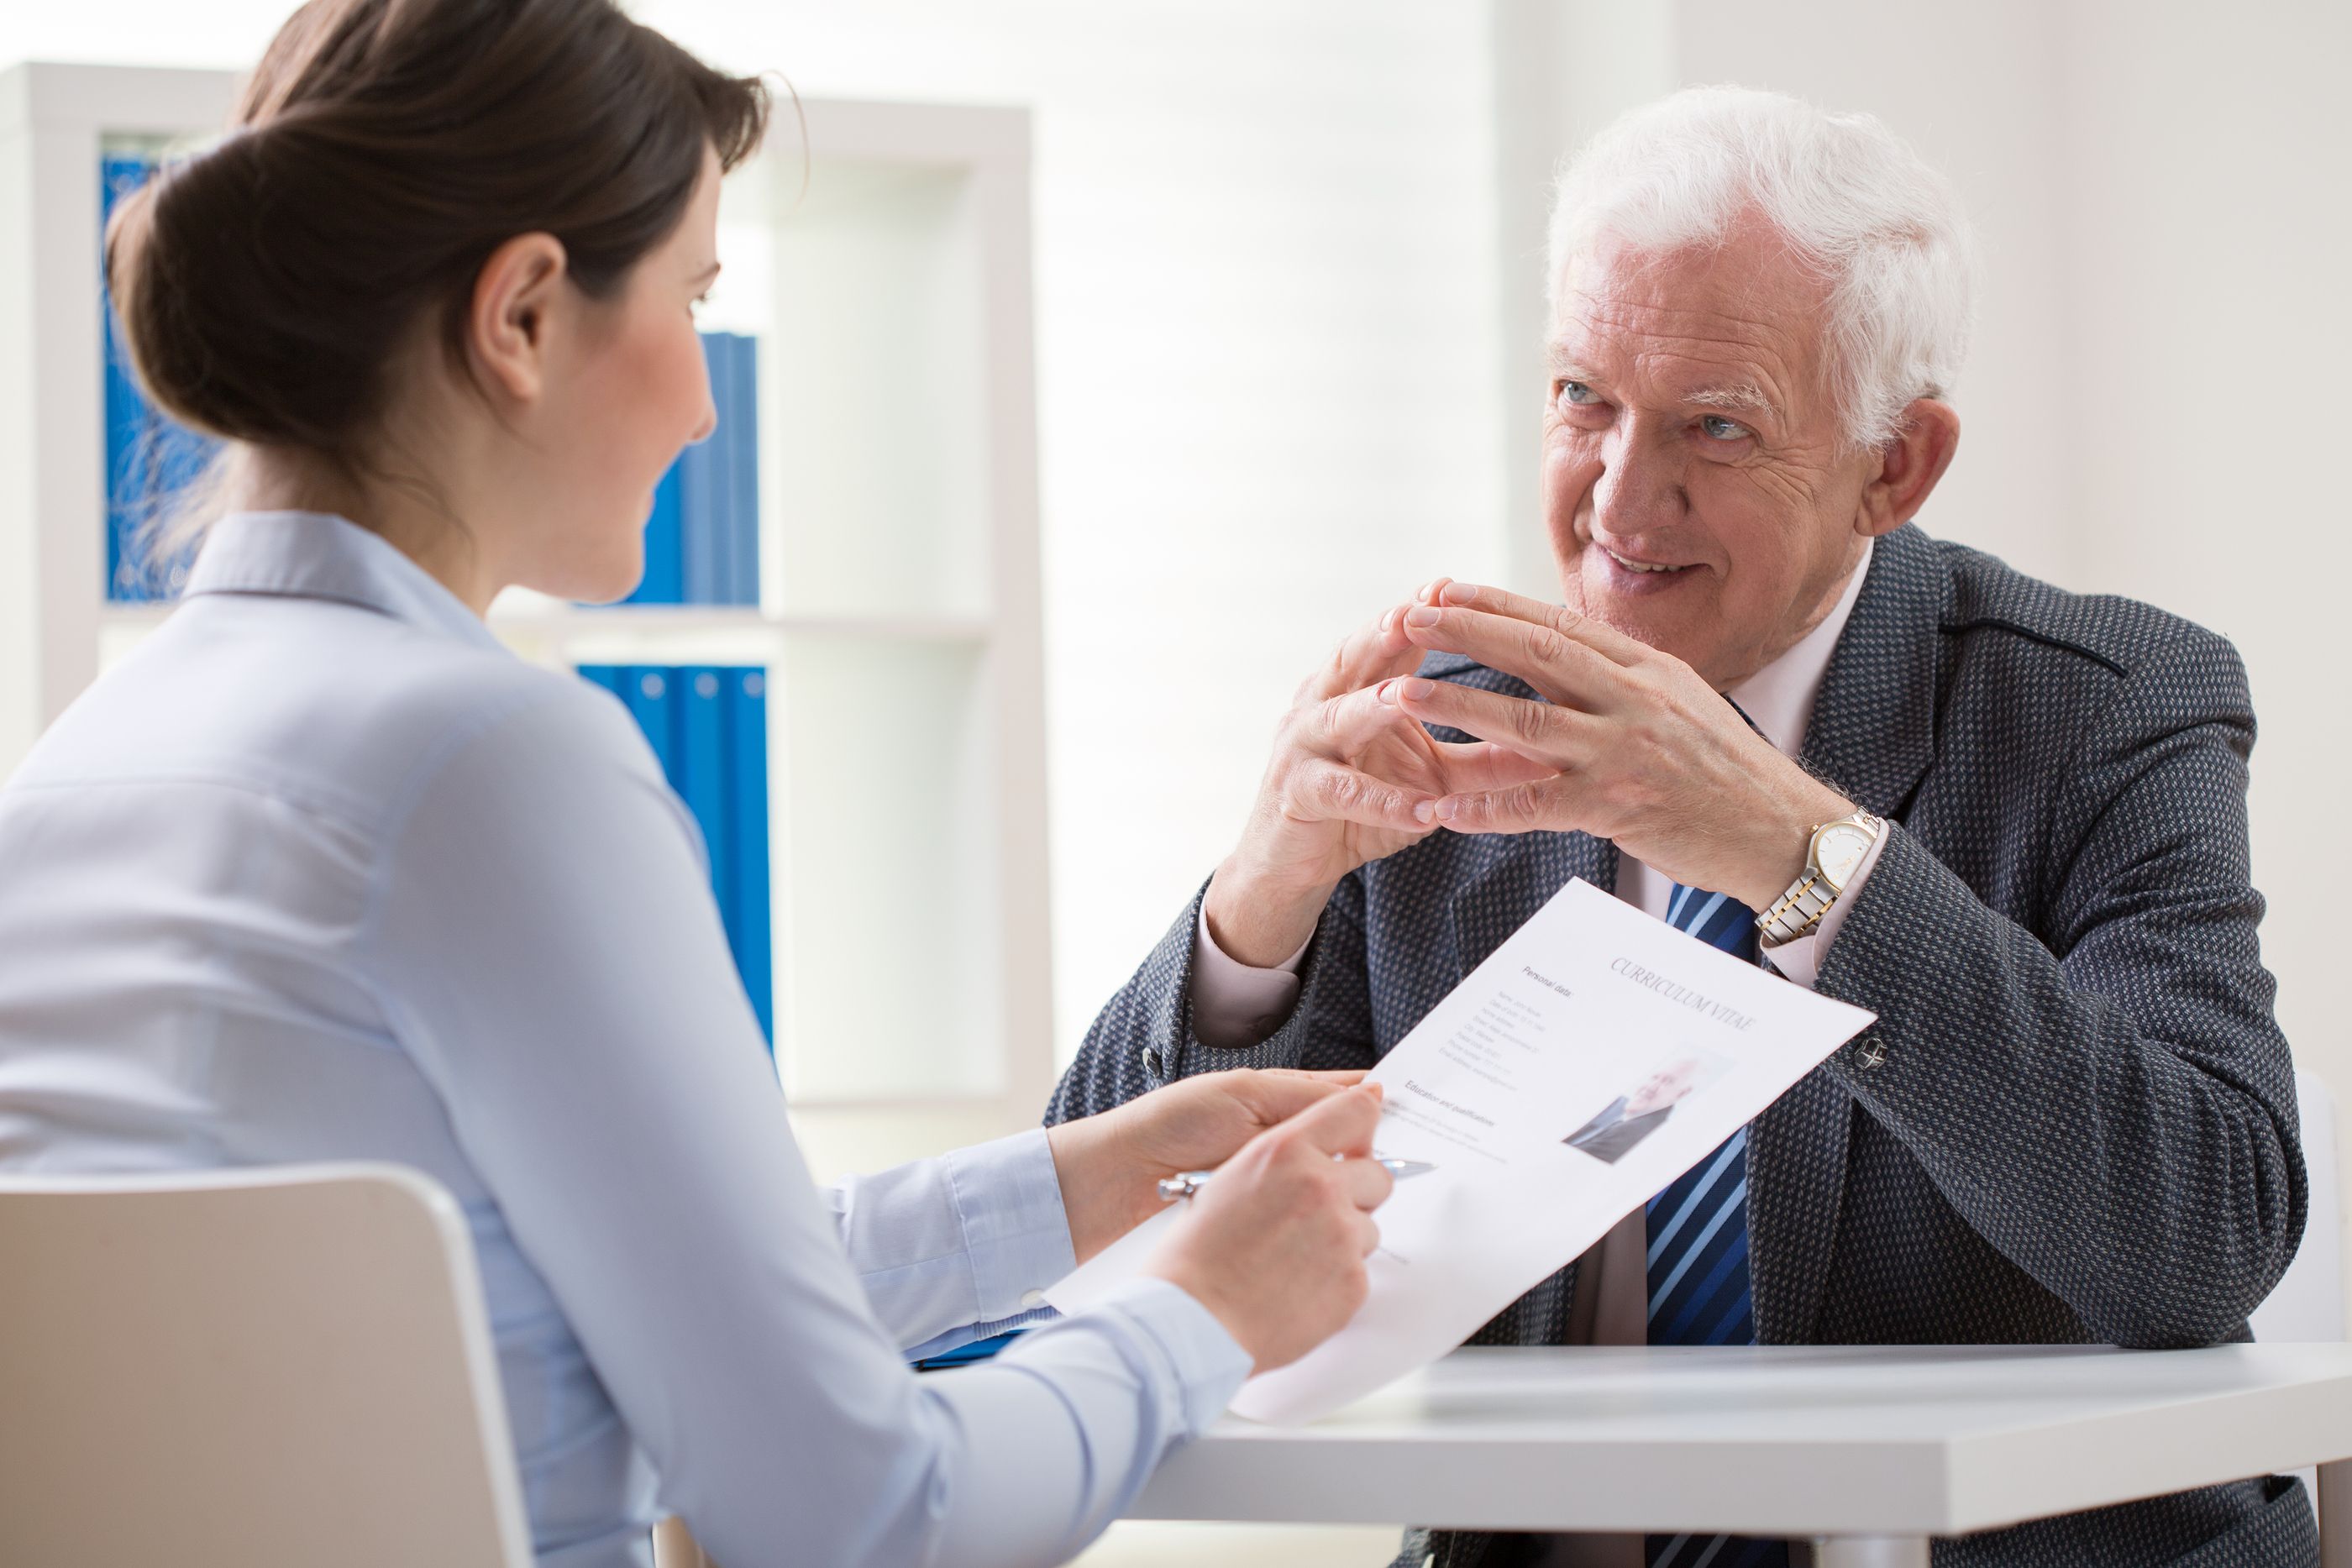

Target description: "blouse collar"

left=181, top=511, right=504, bottom=653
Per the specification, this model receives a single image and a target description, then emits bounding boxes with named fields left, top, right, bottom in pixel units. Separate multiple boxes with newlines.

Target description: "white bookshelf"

left=0, top=61, right=1056, bottom=1177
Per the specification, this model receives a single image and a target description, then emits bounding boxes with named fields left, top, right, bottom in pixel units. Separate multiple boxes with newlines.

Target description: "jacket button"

left=1856, top=1034, right=1888, bottom=1070
left=1142, top=1046, right=1164, bottom=1079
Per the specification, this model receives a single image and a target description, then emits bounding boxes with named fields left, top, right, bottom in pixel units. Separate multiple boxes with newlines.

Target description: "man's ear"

left=466, top=232, right=569, bottom=405
left=1858, top=397, right=1961, bottom=538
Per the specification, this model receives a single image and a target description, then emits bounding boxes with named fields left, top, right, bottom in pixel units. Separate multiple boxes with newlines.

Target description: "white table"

left=1127, top=1344, right=2352, bottom=1566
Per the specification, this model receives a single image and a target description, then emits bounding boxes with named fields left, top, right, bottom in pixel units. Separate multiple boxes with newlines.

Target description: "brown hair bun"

left=104, top=0, right=767, bottom=467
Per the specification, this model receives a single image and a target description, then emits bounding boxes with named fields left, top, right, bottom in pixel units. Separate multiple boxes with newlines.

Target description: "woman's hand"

left=1046, top=1067, right=1368, bottom=1263
left=1143, top=1082, right=1394, bottom=1371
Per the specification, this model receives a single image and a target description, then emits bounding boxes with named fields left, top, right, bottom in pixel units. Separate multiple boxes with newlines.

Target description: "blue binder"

left=575, top=662, right=773, bottom=1051
left=727, top=667, right=774, bottom=1046
left=676, top=667, right=732, bottom=932
left=100, top=155, right=152, bottom=602
left=680, top=333, right=728, bottom=606
left=622, top=668, right=680, bottom=779
left=911, top=1329, right=1030, bottom=1371
left=98, top=151, right=218, bottom=602
left=726, top=334, right=761, bottom=606
left=575, top=664, right=625, bottom=701
left=629, top=464, right=685, bottom=605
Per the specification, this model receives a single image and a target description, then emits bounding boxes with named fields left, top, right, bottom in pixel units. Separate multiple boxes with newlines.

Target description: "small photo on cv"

left=1561, top=1044, right=1735, bottom=1165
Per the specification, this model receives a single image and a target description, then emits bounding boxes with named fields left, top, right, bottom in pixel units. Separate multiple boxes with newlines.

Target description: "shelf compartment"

left=710, top=149, right=994, bottom=623
left=769, top=632, right=1006, bottom=1104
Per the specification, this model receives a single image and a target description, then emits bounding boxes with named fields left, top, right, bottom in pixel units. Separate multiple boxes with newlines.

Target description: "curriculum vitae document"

left=1047, top=877, right=1875, bottom=1424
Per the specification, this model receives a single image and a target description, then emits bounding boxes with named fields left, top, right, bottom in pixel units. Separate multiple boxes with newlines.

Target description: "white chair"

left=0, top=1162, right=533, bottom=1568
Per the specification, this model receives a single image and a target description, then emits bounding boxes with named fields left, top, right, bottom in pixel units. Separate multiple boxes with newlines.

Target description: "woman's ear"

left=1858, top=397, right=1961, bottom=538
left=465, top=232, right=570, bottom=405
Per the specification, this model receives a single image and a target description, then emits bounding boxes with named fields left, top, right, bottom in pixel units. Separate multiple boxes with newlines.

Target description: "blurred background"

left=5, top=1, right=2347, bottom=1557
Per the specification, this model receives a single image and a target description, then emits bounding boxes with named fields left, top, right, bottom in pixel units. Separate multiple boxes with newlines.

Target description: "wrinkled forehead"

left=1550, top=231, right=1834, bottom=421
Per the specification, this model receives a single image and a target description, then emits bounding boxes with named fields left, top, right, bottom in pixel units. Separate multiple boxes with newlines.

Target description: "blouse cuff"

left=944, top=1127, right=1080, bottom=1326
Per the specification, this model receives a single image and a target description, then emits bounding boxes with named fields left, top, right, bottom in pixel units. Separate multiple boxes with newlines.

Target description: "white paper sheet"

left=1046, top=877, right=1875, bottom=1424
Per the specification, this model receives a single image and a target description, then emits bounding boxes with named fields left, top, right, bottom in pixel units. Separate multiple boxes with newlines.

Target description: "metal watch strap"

left=1758, top=873, right=1835, bottom=945
left=1757, top=811, right=1880, bottom=945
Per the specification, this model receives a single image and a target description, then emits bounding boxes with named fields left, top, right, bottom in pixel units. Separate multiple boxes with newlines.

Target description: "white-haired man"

left=1048, top=87, right=2309, bottom=1568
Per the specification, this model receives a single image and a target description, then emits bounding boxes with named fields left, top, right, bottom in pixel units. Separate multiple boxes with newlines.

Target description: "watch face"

left=1815, top=823, right=1874, bottom=889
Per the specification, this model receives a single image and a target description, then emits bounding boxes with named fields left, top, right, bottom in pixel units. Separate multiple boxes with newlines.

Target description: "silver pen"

left=1157, top=1156, right=1437, bottom=1204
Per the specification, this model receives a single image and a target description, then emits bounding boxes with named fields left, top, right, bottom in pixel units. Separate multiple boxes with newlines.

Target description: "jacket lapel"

left=1799, top=522, right=1945, bottom=817
left=1751, top=523, right=1948, bottom=1342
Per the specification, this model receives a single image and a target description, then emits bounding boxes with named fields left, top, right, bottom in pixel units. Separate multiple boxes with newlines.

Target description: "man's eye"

left=1699, top=414, right=1752, bottom=441
left=1557, top=380, right=1600, bottom=407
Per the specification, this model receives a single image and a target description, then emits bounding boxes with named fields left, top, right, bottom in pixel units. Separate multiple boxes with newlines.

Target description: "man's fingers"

left=1397, top=604, right=1622, bottom=705
left=1435, top=776, right=1572, bottom=834
left=1283, top=1080, right=1384, bottom=1158
left=1427, top=739, right=1562, bottom=794
left=1308, top=681, right=1413, bottom=752
left=1304, top=600, right=1430, bottom=703
left=1432, top=581, right=1651, bottom=668
left=1287, top=758, right=1438, bottom=831
left=1378, top=677, right=1593, bottom=767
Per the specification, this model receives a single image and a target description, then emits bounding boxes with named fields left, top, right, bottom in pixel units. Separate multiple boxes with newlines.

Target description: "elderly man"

left=1047, top=87, right=2310, bottom=1568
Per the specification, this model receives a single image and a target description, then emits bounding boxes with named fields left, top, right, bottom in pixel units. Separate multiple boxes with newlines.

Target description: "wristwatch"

left=1756, top=809, right=1884, bottom=946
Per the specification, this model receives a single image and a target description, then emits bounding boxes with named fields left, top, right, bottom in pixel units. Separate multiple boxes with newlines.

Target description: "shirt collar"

left=181, top=511, right=505, bottom=653
left=1723, top=536, right=1874, bottom=758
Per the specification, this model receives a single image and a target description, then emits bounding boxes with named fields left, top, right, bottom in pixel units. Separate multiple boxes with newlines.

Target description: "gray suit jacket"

left=1046, top=523, right=2314, bottom=1567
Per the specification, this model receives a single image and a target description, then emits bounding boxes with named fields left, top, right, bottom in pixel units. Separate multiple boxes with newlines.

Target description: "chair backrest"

left=2252, top=1068, right=2347, bottom=1342
left=0, top=1162, right=533, bottom=1568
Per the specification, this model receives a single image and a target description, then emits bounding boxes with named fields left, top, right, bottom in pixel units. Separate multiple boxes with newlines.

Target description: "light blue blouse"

left=0, top=512, right=1250, bottom=1567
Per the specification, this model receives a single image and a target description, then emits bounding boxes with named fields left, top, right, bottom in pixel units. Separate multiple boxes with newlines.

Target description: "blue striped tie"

left=1645, top=883, right=1788, bottom=1568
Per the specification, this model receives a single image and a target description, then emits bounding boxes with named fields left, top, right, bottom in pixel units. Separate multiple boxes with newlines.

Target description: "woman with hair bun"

left=0, top=2, right=1394, bottom=1563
